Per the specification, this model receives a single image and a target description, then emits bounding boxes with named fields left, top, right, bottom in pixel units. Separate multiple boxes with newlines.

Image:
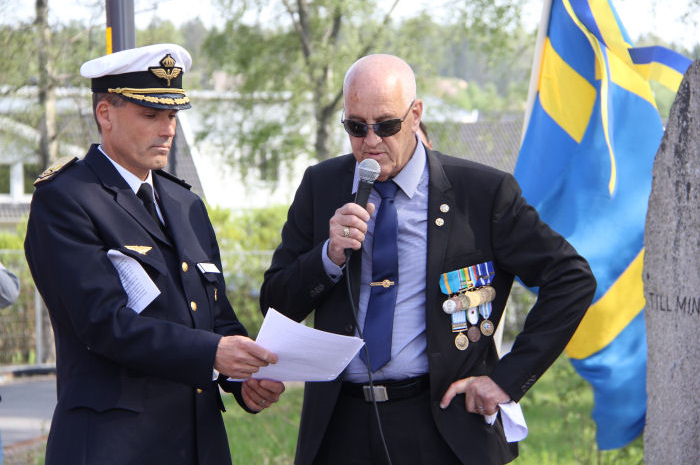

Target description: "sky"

left=2, top=0, right=699, bottom=49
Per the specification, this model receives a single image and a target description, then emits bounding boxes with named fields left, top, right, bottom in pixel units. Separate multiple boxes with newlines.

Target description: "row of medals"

left=455, top=319, right=494, bottom=350
left=445, top=286, right=496, bottom=351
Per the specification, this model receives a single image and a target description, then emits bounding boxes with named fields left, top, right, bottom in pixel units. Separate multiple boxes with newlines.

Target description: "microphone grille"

left=358, top=158, right=381, bottom=183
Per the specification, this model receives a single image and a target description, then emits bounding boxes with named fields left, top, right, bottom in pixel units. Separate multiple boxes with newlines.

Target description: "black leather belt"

left=340, top=374, right=429, bottom=402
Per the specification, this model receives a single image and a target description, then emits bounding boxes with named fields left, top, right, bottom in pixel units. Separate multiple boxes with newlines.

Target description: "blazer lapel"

left=425, top=150, right=455, bottom=323
left=154, top=177, right=184, bottom=251
left=84, top=146, right=172, bottom=245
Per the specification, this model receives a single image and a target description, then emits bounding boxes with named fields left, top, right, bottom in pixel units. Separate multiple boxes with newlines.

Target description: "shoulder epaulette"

left=34, top=156, right=79, bottom=185
left=154, top=169, right=191, bottom=190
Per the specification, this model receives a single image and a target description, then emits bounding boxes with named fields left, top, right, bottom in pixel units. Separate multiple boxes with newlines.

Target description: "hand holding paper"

left=229, top=308, right=364, bottom=382
left=215, top=334, right=278, bottom=380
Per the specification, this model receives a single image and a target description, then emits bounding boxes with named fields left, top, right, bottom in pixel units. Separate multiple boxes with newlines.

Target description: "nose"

left=160, top=116, right=177, bottom=138
left=363, top=126, right=382, bottom=145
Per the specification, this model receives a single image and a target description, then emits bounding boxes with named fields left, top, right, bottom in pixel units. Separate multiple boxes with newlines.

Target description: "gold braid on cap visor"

left=108, top=87, right=190, bottom=105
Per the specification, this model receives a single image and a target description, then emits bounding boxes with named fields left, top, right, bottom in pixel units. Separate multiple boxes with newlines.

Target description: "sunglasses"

left=341, top=99, right=415, bottom=138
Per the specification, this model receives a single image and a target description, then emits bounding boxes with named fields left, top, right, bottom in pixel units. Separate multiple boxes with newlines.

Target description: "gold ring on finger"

left=343, top=227, right=350, bottom=237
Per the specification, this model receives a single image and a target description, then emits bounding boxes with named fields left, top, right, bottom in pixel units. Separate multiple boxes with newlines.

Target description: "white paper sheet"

left=107, top=249, right=160, bottom=314
left=484, top=401, right=528, bottom=442
left=233, top=308, right=364, bottom=382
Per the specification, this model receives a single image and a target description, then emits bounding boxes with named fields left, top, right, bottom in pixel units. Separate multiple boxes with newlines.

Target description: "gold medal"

left=455, top=332, right=469, bottom=350
left=467, top=326, right=481, bottom=342
left=480, top=319, right=494, bottom=336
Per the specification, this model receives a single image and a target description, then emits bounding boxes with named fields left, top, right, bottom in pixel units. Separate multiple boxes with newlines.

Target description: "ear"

left=95, top=100, right=114, bottom=132
left=411, top=99, right=423, bottom=132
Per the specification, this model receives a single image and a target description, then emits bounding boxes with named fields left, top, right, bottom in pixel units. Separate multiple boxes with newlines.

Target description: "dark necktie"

left=360, top=180, right=399, bottom=372
left=136, top=183, right=162, bottom=226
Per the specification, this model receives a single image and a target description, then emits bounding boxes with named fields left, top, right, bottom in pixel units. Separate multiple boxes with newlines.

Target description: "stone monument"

left=643, top=59, right=700, bottom=464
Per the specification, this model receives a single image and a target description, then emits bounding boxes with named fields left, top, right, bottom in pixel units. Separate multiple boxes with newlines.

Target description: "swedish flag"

left=515, top=0, right=691, bottom=449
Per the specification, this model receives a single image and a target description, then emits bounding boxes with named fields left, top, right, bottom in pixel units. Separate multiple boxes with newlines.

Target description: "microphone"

left=354, top=158, right=381, bottom=209
left=345, top=158, right=381, bottom=259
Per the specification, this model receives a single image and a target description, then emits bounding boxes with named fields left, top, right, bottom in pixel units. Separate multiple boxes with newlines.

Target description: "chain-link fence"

left=0, top=249, right=53, bottom=366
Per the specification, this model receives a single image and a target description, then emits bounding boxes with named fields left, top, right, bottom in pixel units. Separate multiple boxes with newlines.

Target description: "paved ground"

left=1, top=375, right=56, bottom=445
left=0, top=372, right=56, bottom=462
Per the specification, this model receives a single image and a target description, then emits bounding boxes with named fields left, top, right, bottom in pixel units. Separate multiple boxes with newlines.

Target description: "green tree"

left=208, top=204, right=288, bottom=335
left=200, top=0, right=527, bottom=177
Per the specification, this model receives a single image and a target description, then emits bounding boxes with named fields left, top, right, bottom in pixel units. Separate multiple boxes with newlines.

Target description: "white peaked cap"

left=80, top=43, right=192, bottom=110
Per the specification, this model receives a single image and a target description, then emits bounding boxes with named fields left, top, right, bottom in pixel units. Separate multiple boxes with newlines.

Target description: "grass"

left=223, top=383, right=304, bottom=464
left=513, top=356, right=643, bottom=464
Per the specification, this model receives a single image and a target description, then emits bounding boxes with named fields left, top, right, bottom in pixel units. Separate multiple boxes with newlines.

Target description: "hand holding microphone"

left=327, top=158, right=381, bottom=266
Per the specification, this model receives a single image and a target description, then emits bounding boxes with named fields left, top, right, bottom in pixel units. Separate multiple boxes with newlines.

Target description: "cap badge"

left=149, top=54, right=181, bottom=86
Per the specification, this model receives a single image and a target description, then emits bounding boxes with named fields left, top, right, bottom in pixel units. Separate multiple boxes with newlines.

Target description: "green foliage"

left=198, top=0, right=530, bottom=177
left=208, top=204, right=288, bottom=337
left=136, top=18, right=183, bottom=49
left=209, top=203, right=288, bottom=251
left=0, top=215, right=47, bottom=365
left=0, top=20, right=106, bottom=89
left=222, top=383, right=304, bottom=464
left=0, top=217, right=28, bottom=249
left=516, top=356, right=644, bottom=464
left=650, top=81, right=677, bottom=120
left=200, top=0, right=384, bottom=168
left=0, top=22, right=36, bottom=87
left=501, top=282, right=536, bottom=341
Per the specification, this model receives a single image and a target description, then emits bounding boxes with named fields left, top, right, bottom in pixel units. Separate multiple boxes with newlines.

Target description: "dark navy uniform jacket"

left=25, top=145, right=248, bottom=465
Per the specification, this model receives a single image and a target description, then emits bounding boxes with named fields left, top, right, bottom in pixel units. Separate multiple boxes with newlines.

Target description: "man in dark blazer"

left=260, top=54, right=596, bottom=464
left=25, top=44, right=284, bottom=465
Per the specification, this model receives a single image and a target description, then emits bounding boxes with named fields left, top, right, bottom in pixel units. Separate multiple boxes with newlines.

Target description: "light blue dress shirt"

left=323, top=136, right=429, bottom=382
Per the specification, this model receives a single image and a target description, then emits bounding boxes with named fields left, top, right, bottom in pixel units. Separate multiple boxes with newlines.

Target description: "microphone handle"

left=354, top=179, right=373, bottom=209
left=345, top=179, right=374, bottom=259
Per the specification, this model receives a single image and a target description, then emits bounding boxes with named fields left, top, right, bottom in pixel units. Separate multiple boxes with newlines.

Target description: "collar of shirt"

left=351, top=134, right=426, bottom=198
left=98, top=145, right=156, bottom=199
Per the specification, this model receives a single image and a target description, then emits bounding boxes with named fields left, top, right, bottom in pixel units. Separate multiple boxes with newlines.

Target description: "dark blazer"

left=25, top=145, right=249, bottom=465
left=260, top=149, right=596, bottom=465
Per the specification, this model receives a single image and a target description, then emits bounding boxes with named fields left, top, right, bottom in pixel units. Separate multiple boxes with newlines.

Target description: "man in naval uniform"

left=24, top=44, right=284, bottom=465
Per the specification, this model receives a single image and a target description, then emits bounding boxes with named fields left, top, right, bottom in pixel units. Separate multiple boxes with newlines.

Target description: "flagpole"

left=521, top=0, right=554, bottom=143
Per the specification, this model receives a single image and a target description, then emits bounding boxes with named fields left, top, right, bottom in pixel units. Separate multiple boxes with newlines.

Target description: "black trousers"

left=313, top=389, right=462, bottom=465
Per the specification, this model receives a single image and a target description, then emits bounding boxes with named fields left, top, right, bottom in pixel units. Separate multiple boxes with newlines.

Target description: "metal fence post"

left=34, top=286, right=44, bottom=364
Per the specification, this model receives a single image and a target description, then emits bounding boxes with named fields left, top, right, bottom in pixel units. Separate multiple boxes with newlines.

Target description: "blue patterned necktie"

left=360, top=180, right=399, bottom=372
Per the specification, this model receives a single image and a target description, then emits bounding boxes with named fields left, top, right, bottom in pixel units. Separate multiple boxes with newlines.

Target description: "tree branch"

left=282, top=0, right=312, bottom=61
left=322, top=0, right=401, bottom=115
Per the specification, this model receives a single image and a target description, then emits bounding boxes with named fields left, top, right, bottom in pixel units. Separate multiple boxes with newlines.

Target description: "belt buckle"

left=362, top=385, right=388, bottom=402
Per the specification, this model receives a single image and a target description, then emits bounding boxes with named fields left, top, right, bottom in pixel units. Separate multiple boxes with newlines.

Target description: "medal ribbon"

left=440, top=261, right=494, bottom=295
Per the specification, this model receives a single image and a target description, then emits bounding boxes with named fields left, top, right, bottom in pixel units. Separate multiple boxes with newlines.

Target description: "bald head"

left=341, top=54, right=423, bottom=181
left=343, top=54, right=416, bottom=108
